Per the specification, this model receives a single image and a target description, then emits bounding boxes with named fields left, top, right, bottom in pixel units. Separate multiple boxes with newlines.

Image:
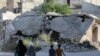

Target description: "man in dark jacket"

left=16, top=40, right=27, bottom=56
left=49, top=45, right=56, bottom=56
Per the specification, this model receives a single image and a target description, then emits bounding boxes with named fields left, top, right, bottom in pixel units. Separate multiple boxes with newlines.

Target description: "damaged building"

left=0, top=0, right=100, bottom=51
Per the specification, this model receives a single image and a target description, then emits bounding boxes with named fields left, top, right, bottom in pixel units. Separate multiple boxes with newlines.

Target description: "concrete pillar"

left=97, top=25, right=100, bottom=42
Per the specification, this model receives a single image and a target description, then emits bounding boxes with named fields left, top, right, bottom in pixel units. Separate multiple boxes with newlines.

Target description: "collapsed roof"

left=11, top=14, right=94, bottom=40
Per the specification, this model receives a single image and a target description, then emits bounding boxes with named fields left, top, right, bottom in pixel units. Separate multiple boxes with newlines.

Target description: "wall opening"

left=92, top=26, right=98, bottom=42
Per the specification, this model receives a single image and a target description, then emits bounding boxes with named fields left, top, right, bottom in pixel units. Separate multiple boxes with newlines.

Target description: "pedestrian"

left=56, top=44, right=65, bottom=56
left=49, top=45, right=56, bottom=56
left=27, top=45, right=36, bottom=56
left=15, top=40, right=27, bottom=56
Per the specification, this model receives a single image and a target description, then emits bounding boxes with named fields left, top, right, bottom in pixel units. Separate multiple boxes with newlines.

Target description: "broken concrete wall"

left=8, top=14, right=93, bottom=41
left=12, top=15, right=44, bottom=35
left=3, top=13, right=94, bottom=47
left=50, top=15, right=94, bottom=41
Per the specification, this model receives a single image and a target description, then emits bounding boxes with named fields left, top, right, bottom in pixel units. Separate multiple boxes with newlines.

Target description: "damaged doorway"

left=92, top=26, right=98, bottom=42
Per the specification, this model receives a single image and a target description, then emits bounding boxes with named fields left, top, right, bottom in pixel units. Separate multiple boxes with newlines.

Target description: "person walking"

left=49, top=45, right=56, bottom=56
left=56, top=44, right=65, bottom=56
left=27, top=45, right=36, bottom=56
left=15, top=40, right=27, bottom=56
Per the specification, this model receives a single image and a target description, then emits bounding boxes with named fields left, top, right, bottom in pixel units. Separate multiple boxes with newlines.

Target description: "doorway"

left=92, top=26, right=98, bottom=42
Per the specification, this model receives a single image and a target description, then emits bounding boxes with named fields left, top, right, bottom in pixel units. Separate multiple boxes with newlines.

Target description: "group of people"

left=15, top=40, right=65, bottom=56
left=15, top=40, right=36, bottom=56
left=49, top=45, right=65, bottom=56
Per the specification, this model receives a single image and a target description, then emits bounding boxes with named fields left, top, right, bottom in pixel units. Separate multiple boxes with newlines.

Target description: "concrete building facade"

left=0, top=0, right=6, bottom=9
left=0, top=0, right=44, bottom=14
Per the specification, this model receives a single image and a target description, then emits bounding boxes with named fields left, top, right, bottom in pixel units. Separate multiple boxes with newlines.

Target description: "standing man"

left=56, top=44, right=65, bottom=56
left=49, top=45, right=56, bottom=56
left=15, top=40, right=27, bottom=56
